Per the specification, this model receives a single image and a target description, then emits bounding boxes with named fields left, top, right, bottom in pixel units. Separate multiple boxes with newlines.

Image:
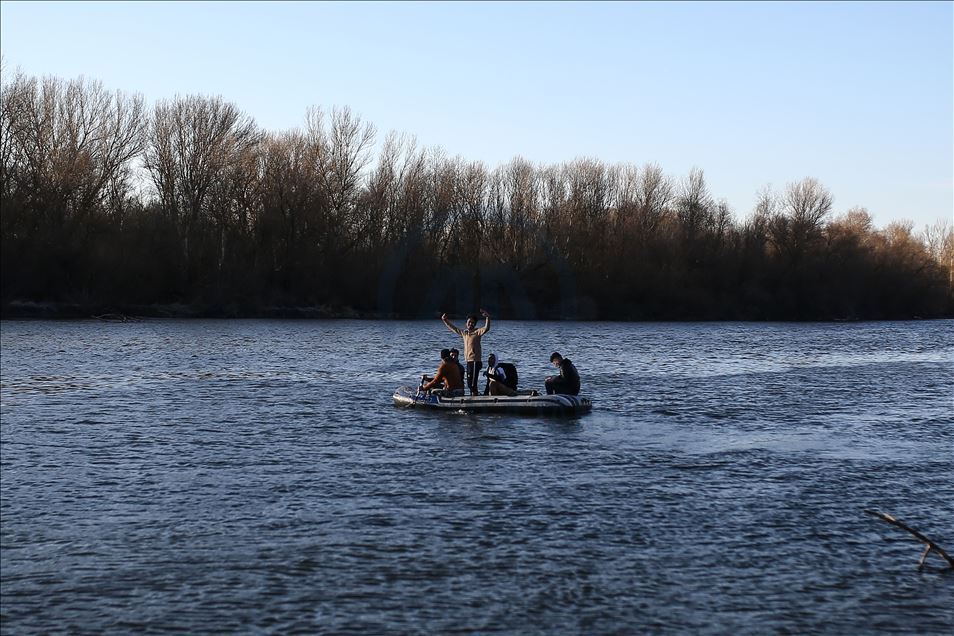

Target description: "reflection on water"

left=1, top=319, right=953, bottom=633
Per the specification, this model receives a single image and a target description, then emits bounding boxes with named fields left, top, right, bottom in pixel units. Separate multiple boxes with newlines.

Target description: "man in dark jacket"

left=545, top=352, right=580, bottom=396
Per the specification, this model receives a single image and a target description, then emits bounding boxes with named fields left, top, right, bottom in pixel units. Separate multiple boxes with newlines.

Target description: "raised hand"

left=480, top=308, right=490, bottom=318
left=441, top=313, right=448, bottom=321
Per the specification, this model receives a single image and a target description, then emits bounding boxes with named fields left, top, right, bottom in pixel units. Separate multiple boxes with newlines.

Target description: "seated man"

left=421, top=348, right=465, bottom=396
left=449, top=348, right=466, bottom=383
left=545, top=351, right=580, bottom=396
left=483, top=353, right=519, bottom=397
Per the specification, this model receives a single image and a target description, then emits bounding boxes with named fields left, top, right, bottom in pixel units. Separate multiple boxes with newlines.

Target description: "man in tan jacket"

left=441, top=309, right=490, bottom=396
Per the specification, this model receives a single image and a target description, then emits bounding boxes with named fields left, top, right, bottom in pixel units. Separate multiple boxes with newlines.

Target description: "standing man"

left=442, top=309, right=491, bottom=396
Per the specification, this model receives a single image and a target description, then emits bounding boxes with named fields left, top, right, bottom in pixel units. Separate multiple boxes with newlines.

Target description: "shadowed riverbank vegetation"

left=2, top=70, right=952, bottom=320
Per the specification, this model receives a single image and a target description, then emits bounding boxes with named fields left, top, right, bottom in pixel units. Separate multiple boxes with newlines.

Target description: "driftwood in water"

left=93, top=313, right=140, bottom=323
left=864, top=509, right=954, bottom=570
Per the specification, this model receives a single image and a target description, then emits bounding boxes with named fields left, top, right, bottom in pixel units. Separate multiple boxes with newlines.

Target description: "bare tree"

left=143, top=94, right=259, bottom=270
left=306, top=106, right=376, bottom=254
left=487, top=157, right=539, bottom=271
left=675, top=167, right=714, bottom=240
left=145, top=95, right=258, bottom=220
left=363, top=131, right=403, bottom=245
left=783, top=177, right=833, bottom=247
left=1, top=74, right=144, bottom=217
left=456, top=159, right=488, bottom=266
left=0, top=68, right=28, bottom=201
left=635, top=163, right=673, bottom=236
left=714, top=199, right=732, bottom=243
left=922, top=219, right=954, bottom=283
left=430, top=154, right=460, bottom=264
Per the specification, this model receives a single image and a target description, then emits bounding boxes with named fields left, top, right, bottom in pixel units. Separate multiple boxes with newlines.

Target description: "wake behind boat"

left=392, top=386, right=592, bottom=415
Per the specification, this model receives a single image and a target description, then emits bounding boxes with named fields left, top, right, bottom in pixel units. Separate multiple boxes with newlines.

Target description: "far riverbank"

left=2, top=299, right=951, bottom=322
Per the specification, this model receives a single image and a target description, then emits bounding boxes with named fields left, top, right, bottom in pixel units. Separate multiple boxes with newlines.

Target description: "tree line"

left=2, top=69, right=952, bottom=320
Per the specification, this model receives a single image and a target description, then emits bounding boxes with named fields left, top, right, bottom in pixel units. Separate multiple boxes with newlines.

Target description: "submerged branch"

left=864, top=509, right=954, bottom=569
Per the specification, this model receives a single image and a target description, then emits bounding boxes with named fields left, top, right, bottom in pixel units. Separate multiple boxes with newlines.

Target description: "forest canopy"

left=1, top=70, right=952, bottom=320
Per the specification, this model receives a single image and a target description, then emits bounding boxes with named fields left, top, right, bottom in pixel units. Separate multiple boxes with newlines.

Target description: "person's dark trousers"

left=466, top=361, right=482, bottom=395
left=545, top=377, right=579, bottom=395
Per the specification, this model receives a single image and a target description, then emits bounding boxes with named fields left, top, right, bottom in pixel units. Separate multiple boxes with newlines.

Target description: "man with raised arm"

left=441, top=309, right=491, bottom=396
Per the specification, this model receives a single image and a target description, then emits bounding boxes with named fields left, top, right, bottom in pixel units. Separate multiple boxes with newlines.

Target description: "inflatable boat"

left=392, top=386, right=592, bottom=415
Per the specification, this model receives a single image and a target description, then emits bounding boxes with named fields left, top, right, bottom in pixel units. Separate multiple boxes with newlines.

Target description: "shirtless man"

left=421, top=349, right=464, bottom=396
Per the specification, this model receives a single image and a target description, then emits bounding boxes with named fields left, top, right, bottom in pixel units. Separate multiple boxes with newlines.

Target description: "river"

left=1, top=319, right=952, bottom=633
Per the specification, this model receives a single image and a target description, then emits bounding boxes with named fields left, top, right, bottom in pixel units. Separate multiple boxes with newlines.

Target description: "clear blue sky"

left=2, top=1, right=951, bottom=228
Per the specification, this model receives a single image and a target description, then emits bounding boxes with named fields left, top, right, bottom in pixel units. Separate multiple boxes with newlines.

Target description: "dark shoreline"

left=0, top=301, right=394, bottom=321
left=2, top=301, right=948, bottom=322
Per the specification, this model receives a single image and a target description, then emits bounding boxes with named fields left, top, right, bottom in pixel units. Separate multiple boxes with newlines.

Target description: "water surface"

left=2, top=320, right=953, bottom=633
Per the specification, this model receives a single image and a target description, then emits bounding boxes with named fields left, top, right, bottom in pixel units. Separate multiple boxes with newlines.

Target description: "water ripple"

left=2, top=319, right=953, bottom=634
